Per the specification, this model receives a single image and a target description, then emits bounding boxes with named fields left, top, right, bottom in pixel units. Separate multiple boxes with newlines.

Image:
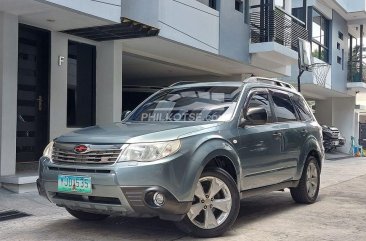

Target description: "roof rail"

left=169, top=81, right=197, bottom=87
left=243, top=77, right=297, bottom=91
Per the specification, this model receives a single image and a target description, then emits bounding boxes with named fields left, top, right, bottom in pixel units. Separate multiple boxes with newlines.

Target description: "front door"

left=238, top=89, right=283, bottom=190
left=16, top=24, right=50, bottom=163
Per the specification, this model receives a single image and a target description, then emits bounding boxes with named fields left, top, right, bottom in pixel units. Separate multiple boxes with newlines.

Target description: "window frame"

left=269, top=89, right=300, bottom=123
left=240, top=88, right=275, bottom=127
left=310, top=8, right=330, bottom=63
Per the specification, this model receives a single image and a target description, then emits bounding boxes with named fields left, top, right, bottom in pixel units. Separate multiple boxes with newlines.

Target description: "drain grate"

left=0, top=209, right=31, bottom=222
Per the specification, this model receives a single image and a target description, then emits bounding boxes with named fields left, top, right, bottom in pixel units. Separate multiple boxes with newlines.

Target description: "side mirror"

left=121, top=110, right=131, bottom=121
left=242, top=107, right=268, bottom=126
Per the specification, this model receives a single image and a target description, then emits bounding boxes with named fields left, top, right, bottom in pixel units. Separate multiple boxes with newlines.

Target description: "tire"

left=290, top=156, right=320, bottom=204
left=65, top=208, right=109, bottom=221
left=176, top=168, right=240, bottom=238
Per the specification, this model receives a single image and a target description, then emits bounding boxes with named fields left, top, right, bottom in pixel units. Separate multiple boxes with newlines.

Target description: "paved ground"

left=0, top=157, right=365, bottom=241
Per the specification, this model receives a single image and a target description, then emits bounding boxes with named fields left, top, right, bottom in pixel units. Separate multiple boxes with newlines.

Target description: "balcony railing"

left=250, top=6, right=308, bottom=51
left=348, top=61, right=366, bottom=82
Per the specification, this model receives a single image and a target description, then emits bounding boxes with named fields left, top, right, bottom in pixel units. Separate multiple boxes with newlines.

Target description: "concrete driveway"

left=0, top=157, right=366, bottom=241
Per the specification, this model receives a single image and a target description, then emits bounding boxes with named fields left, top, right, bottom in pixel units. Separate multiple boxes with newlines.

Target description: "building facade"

left=0, top=0, right=365, bottom=192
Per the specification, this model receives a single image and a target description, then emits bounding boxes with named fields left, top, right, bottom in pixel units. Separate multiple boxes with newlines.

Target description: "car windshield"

left=127, top=85, right=242, bottom=122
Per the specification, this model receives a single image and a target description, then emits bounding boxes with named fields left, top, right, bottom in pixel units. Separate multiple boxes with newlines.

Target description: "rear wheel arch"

left=298, top=137, right=324, bottom=176
left=307, top=149, right=322, bottom=171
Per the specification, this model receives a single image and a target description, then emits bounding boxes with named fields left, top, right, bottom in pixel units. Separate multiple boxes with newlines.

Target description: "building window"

left=338, top=31, right=344, bottom=40
left=67, top=41, right=96, bottom=128
left=337, top=56, right=342, bottom=64
left=337, top=42, right=340, bottom=50
left=209, top=0, right=216, bottom=10
left=311, top=8, right=329, bottom=62
left=235, top=0, right=243, bottom=12
left=292, top=7, right=306, bottom=23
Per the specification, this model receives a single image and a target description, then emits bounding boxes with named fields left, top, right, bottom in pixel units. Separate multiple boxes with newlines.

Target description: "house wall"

left=330, top=10, right=348, bottom=92
left=121, top=0, right=220, bottom=53
left=0, top=12, right=18, bottom=176
left=45, top=0, right=122, bottom=23
left=49, top=33, right=122, bottom=139
left=217, top=0, right=250, bottom=63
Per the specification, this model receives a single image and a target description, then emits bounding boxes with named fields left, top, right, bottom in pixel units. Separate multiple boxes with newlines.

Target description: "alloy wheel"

left=306, top=162, right=319, bottom=198
left=187, top=176, right=232, bottom=229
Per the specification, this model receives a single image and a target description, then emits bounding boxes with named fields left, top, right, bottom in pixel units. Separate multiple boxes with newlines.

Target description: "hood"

left=55, top=122, right=223, bottom=144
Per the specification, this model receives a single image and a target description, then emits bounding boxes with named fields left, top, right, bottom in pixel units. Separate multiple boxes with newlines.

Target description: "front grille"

left=52, top=144, right=122, bottom=164
left=330, top=129, right=340, bottom=138
left=48, top=166, right=112, bottom=174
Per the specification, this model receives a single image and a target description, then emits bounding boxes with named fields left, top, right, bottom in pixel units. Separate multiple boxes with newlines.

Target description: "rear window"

left=292, top=95, right=313, bottom=121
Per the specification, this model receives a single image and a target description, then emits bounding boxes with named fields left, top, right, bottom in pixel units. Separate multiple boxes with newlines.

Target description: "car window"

left=128, top=86, right=242, bottom=122
left=292, top=95, right=313, bottom=121
left=245, top=92, right=272, bottom=125
left=271, top=91, right=298, bottom=122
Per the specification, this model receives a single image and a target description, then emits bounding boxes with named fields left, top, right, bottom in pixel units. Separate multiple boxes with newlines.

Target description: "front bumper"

left=37, top=177, right=190, bottom=221
left=37, top=155, right=192, bottom=221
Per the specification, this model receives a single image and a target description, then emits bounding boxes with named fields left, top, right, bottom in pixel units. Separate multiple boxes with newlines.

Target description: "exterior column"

left=360, top=25, right=363, bottom=82
left=315, top=97, right=356, bottom=153
left=333, top=97, right=356, bottom=153
left=0, top=12, right=18, bottom=176
left=96, top=41, right=123, bottom=124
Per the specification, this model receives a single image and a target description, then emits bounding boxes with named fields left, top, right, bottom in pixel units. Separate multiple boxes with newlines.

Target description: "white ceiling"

left=0, top=0, right=110, bottom=31
left=121, top=36, right=283, bottom=79
left=301, top=83, right=352, bottom=100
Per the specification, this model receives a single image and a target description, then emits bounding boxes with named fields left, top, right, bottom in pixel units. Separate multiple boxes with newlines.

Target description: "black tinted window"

left=67, top=41, right=96, bottom=128
left=293, top=95, right=313, bottom=121
left=246, top=93, right=272, bottom=125
left=271, top=92, right=297, bottom=122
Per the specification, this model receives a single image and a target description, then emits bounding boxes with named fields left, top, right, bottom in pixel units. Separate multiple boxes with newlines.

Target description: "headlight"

left=43, top=141, right=54, bottom=158
left=118, top=140, right=181, bottom=162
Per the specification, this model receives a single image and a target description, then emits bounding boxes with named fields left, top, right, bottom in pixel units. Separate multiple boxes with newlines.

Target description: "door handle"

left=36, top=96, right=43, bottom=111
left=273, top=132, right=282, bottom=138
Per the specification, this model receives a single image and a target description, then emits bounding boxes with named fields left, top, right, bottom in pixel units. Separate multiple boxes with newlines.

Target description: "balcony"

left=347, top=28, right=366, bottom=92
left=121, top=0, right=219, bottom=53
left=347, top=61, right=366, bottom=91
left=249, top=6, right=308, bottom=76
left=250, top=7, right=308, bottom=51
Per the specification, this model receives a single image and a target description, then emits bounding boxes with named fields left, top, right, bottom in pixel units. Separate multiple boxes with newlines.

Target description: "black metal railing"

left=250, top=6, right=308, bottom=51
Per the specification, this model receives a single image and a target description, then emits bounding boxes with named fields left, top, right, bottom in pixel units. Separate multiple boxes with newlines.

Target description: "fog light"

left=153, top=192, right=165, bottom=206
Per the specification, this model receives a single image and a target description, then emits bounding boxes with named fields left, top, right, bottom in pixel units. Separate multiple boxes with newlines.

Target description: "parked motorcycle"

left=322, top=125, right=346, bottom=153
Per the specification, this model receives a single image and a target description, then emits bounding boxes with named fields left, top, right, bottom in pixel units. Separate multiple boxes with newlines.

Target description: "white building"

left=0, top=0, right=364, bottom=192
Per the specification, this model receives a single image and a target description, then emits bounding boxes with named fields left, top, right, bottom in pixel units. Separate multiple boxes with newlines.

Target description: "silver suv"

left=37, top=78, right=324, bottom=238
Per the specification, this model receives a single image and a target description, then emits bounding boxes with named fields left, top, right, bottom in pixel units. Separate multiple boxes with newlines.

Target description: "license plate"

left=57, top=175, right=92, bottom=194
